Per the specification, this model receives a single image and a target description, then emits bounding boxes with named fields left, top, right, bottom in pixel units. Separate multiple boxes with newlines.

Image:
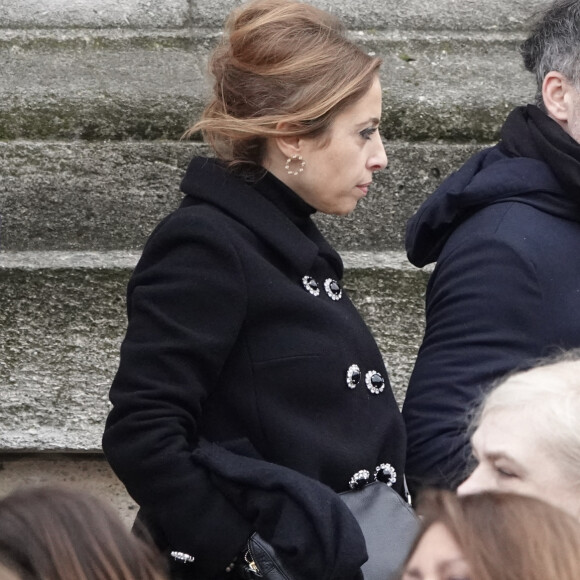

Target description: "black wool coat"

left=103, top=157, right=406, bottom=579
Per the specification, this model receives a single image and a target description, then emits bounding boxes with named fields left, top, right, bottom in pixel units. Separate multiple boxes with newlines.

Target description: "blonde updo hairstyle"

left=185, top=0, right=382, bottom=170
left=472, top=349, right=580, bottom=488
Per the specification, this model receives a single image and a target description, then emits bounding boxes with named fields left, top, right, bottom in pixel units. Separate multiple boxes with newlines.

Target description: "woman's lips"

left=356, top=182, right=371, bottom=195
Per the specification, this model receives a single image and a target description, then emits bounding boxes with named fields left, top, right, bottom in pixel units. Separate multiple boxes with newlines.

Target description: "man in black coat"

left=403, top=0, right=580, bottom=492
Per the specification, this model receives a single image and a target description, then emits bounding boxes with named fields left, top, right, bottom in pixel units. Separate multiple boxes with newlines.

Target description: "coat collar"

left=405, top=144, right=573, bottom=267
left=180, top=157, right=343, bottom=278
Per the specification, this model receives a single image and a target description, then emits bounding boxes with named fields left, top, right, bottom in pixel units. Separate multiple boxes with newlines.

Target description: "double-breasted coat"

left=102, top=157, right=406, bottom=579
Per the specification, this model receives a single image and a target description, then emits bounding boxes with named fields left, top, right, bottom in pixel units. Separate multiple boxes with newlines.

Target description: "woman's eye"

left=495, top=465, right=517, bottom=478
left=359, top=127, right=377, bottom=140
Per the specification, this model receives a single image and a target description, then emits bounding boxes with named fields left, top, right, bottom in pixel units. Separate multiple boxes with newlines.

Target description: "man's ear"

left=543, top=71, right=572, bottom=123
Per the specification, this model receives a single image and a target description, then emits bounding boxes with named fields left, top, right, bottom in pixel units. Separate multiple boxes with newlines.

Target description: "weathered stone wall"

left=0, top=0, right=544, bottom=520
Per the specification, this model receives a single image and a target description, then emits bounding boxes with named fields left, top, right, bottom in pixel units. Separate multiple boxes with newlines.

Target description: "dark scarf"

left=500, top=104, right=580, bottom=196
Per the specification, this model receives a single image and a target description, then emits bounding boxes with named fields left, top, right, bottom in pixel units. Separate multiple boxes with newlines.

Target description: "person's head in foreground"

left=0, top=485, right=167, bottom=580
left=458, top=349, right=580, bottom=518
left=401, top=490, right=580, bottom=580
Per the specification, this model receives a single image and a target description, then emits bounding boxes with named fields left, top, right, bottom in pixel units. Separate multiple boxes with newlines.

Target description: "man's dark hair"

left=521, top=0, right=580, bottom=106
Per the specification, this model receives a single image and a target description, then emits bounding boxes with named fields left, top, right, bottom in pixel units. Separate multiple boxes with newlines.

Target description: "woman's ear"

left=543, top=71, right=572, bottom=123
left=272, top=121, right=303, bottom=160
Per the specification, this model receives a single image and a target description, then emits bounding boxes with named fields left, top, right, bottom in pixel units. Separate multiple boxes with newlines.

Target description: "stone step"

left=1, top=29, right=534, bottom=142
left=1, top=0, right=189, bottom=29
left=0, top=140, right=482, bottom=252
left=0, top=250, right=430, bottom=452
left=1, top=0, right=547, bottom=31
left=0, top=0, right=546, bottom=512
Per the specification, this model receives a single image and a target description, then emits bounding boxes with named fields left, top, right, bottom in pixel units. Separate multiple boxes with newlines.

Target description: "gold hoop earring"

left=284, top=154, right=306, bottom=176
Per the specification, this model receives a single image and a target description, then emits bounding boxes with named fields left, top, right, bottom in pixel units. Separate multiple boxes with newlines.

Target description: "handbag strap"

left=403, top=475, right=413, bottom=506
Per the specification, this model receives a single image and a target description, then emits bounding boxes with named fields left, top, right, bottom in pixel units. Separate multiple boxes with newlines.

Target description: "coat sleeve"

left=402, top=233, right=544, bottom=491
left=102, top=209, right=254, bottom=577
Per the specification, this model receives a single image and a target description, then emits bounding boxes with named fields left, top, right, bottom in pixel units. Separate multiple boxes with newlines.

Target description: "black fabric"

left=103, top=157, right=406, bottom=579
left=252, top=171, right=344, bottom=274
left=500, top=104, right=580, bottom=196
left=193, top=440, right=367, bottom=580
left=403, top=107, right=580, bottom=492
left=234, top=478, right=419, bottom=580
left=405, top=146, right=575, bottom=268
left=252, top=171, right=316, bottom=224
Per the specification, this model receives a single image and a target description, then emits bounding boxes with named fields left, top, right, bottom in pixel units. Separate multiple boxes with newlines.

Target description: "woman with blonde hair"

left=0, top=486, right=167, bottom=580
left=102, top=0, right=408, bottom=578
left=458, top=349, right=580, bottom=519
left=402, top=490, right=580, bottom=580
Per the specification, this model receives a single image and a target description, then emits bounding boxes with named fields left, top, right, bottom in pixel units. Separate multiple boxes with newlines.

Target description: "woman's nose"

left=457, top=468, right=485, bottom=496
left=369, top=139, right=388, bottom=171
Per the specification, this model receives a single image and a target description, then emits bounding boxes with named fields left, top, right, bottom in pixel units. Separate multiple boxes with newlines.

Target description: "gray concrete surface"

left=0, top=260, right=127, bottom=451
left=1, top=0, right=190, bottom=29
left=0, top=251, right=428, bottom=451
left=1, top=0, right=549, bottom=31
left=0, top=32, right=534, bottom=141
left=314, top=0, right=547, bottom=31
left=1, top=35, right=205, bottom=141
left=0, top=141, right=482, bottom=251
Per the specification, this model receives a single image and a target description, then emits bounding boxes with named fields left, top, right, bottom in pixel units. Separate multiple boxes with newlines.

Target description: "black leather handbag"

left=239, top=481, right=419, bottom=580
